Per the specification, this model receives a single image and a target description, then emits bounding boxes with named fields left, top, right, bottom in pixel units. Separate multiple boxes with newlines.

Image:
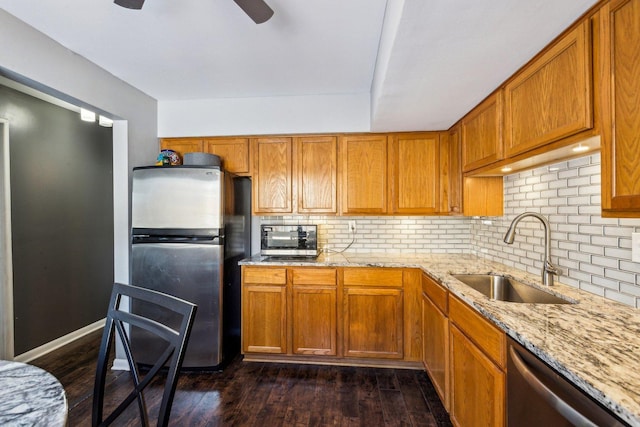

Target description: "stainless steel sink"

left=452, top=274, right=573, bottom=304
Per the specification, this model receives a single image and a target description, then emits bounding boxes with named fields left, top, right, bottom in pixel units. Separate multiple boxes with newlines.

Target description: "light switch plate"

left=632, top=233, right=640, bottom=263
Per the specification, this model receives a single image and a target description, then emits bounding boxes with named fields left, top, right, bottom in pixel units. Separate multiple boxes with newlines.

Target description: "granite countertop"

left=241, top=252, right=640, bottom=426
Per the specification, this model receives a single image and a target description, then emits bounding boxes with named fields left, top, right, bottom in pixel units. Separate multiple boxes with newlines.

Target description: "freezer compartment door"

left=132, top=167, right=224, bottom=230
left=131, top=242, right=224, bottom=368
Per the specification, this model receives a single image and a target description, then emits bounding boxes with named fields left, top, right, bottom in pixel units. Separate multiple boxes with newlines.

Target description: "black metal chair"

left=92, top=283, right=197, bottom=427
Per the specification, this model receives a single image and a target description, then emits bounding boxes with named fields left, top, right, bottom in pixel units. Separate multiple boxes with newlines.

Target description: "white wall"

left=0, top=10, right=158, bottom=316
left=158, top=93, right=370, bottom=137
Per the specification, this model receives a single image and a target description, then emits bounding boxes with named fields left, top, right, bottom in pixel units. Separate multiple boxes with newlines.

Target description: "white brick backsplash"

left=259, top=154, right=640, bottom=308
left=604, top=290, right=636, bottom=306
left=470, top=153, right=640, bottom=308
left=259, top=215, right=471, bottom=255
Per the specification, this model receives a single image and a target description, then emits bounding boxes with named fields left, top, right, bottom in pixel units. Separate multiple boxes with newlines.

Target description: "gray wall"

left=1, top=85, right=114, bottom=354
left=0, top=10, right=158, bottom=352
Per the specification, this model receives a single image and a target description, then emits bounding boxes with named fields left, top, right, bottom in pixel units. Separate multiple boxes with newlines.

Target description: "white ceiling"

left=0, top=0, right=599, bottom=131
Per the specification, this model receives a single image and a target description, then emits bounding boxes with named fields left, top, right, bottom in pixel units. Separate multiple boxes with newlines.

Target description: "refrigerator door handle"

left=132, top=235, right=224, bottom=245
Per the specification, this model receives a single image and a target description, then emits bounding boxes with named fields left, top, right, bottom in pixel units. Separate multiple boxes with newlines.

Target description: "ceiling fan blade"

left=114, top=0, right=146, bottom=9
left=232, top=0, right=274, bottom=24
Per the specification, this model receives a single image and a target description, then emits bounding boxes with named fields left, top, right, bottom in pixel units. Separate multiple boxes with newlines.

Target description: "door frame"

left=0, top=118, right=14, bottom=359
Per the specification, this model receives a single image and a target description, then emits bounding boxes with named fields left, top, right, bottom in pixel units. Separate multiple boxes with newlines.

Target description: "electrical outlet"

left=633, top=233, right=640, bottom=263
left=348, top=220, right=357, bottom=233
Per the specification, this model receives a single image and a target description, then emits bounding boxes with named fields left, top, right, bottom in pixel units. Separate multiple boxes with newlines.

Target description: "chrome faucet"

left=503, top=212, right=560, bottom=286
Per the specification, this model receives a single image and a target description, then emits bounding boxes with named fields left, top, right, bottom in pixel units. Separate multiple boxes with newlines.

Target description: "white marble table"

left=0, top=360, right=67, bottom=426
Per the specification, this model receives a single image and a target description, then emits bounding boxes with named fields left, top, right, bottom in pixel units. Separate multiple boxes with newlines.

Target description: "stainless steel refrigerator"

left=130, top=165, right=250, bottom=369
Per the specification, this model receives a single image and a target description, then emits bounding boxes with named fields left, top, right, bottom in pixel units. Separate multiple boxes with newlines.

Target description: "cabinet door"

left=601, top=0, right=640, bottom=215
left=444, top=127, right=463, bottom=214
left=296, top=136, right=338, bottom=214
left=462, top=91, right=503, bottom=172
left=291, top=268, right=337, bottom=356
left=450, top=325, right=505, bottom=427
left=389, top=133, right=439, bottom=214
left=242, top=284, right=287, bottom=354
left=422, top=292, right=449, bottom=410
left=463, top=177, right=504, bottom=217
left=160, top=138, right=204, bottom=158
left=292, top=286, right=337, bottom=355
left=340, top=135, right=389, bottom=214
left=343, top=287, right=403, bottom=359
left=204, top=138, right=250, bottom=175
left=504, top=21, right=593, bottom=157
left=252, top=137, right=293, bottom=214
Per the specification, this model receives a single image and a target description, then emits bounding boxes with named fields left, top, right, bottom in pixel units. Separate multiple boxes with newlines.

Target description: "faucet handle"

left=545, top=260, right=561, bottom=277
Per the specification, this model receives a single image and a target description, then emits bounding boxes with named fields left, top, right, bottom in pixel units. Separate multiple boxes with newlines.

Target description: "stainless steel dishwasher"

left=507, top=337, right=630, bottom=426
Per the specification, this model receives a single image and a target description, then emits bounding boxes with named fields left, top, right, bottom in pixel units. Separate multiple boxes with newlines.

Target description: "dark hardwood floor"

left=31, top=331, right=452, bottom=426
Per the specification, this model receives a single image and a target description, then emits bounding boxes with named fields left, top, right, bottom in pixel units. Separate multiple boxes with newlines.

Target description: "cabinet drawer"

left=422, top=274, right=448, bottom=313
left=449, top=295, right=505, bottom=368
left=243, top=267, right=287, bottom=285
left=292, top=268, right=336, bottom=286
left=343, top=268, right=403, bottom=287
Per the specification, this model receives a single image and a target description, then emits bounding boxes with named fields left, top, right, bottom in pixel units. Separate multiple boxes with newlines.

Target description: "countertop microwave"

left=260, top=224, right=318, bottom=258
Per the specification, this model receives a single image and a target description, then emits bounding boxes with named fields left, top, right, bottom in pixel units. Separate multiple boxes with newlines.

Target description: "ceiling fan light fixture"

left=114, top=0, right=146, bottom=10
left=232, top=0, right=274, bottom=24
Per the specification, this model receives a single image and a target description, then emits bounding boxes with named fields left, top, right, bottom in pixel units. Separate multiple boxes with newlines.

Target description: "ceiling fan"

left=113, top=0, right=274, bottom=24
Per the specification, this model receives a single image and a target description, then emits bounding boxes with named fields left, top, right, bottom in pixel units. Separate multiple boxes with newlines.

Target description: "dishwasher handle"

left=509, top=345, right=598, bottom=427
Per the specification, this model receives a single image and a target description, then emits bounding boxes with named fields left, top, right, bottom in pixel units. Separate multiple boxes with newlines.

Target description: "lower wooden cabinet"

left=342, top=268, right=404, bottom=359
left=421, top=274, right=449, bottom=410
left=343, top=287, right=403, bottom=359
left=242, top=265, right=417, bottom=364
left=241, top=268, right=287, bottom=354
left=242, top=265, right=511, bottom=423
left=242, top=285, right=287, bottom=354
left=291, top=268, right=337, bottom=356
left=420, top=275, right=507, bottom=426
left=450, top=326, right=505, bottom=427
left=449, top=295, right=506, bottom=427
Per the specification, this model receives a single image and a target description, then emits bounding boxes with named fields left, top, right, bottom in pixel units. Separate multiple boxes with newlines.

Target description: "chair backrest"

left=92, top=283, right=197, bottom=427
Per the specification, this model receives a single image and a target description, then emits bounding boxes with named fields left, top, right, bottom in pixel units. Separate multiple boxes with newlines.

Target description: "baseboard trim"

left=111, top=357, right=130, bottom=371
left=14, top=319, right=106, bottom=363
left=242, top=354, right=424, bottom=370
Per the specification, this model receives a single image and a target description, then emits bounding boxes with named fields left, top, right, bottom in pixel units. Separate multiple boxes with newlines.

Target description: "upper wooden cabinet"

left=463, top=177, right=504, bottom=217
left=389, top=133, right=440, bottom=214
left=252, top=137, right=293, bottom=214
left=340, top=134, right=389, bottom=215
left=296, top=136, right=338, bottom=214
left=204, top=138, right=250, bottom=175
left=159, top=138, right=203, bottom=158
left=444, top=127, right=463, bottom=214
left=504, top=21, right=593, bottom=158
left=462, top=91, right=503, bottom=172
left=160, top=137, right=250, bottom=175
left=600, top=0, right=640, bottom=216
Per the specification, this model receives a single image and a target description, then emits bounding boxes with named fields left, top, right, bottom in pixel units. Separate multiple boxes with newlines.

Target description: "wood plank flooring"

left=31, top=331, right=452, bottom=426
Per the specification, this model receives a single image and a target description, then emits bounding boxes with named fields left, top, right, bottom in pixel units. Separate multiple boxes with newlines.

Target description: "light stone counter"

left=240, top=252, right=640, bottom=426
left=0, top=360, right=67, bottom=426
